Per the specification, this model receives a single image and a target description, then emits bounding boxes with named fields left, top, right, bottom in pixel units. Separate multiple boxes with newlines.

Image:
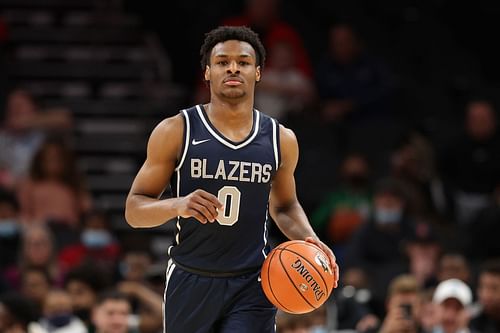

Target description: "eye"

left=217, top=61, right=228, bottom=66
left=239, top=61, right=249, bottom=66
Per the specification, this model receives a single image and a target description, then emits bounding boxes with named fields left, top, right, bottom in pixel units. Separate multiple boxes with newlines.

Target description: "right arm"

left=125, top=114, right=222, bottom=228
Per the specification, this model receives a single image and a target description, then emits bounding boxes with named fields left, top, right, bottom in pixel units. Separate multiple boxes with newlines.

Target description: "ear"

left=204, top=65, right=210, bottom=82
left=256, top=66, right=261, bottom=82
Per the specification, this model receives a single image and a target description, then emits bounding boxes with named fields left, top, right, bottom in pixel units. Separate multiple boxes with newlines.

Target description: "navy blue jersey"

left=168, top=104, right=280, bottom=273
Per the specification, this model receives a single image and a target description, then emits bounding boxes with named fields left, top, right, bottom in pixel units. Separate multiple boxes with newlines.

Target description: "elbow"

left=124, top=199, right=140, bottom=228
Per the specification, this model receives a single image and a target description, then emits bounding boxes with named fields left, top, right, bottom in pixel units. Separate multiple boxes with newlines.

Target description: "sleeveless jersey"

left=168, top=104, right=281, bottom=273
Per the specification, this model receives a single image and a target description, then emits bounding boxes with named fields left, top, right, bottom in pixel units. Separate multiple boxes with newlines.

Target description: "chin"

left=221, top=90, right=246, bottom=99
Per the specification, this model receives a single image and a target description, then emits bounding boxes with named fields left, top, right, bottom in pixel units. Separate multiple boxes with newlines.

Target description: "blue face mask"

left=81, top=229, right=112, bottom=248
left=0, top=219, right=19, bottom=237
left=46, top=313, right=72, bottom=328
left=374, top=207, right=402, bottom=224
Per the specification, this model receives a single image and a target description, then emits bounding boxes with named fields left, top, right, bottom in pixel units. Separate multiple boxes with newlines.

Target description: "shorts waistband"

left=171, top=259, right=260, bottom=278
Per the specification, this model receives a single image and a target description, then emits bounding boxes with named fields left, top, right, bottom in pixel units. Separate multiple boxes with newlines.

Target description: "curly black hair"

left=200, top=26, right=266, bottom=70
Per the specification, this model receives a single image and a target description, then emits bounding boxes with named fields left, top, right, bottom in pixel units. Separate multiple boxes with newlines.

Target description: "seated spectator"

left=0, top=90, right=72, bottom=188
left=440, top=98, right=500, bottom=224
left=58, top=211, right=120, bottom=273
left=432, top=278, right=475, bottom=333
left=403, top=219, right=441, bottom=288
left=3, top=225, right=63, bottom=290
left=255, top=39, right=315, bottom=121
left=17, top=137, right=91, bottom=227
left=436, top=253, right=471, bottom=285
left=20, top=267, right=52, bottom=318
left=0, top=292, right=39, bottom=333
left=195, top=0, right=313, bottom=105
left=64, top=264, right=111, bottom=331
left=92, top=291, right=135, bottom=333
left=390, top=132, right=451, bottom=218
left=316, top=23, right=395, bottom=124
left=470, top=260, right=500, bottom=333
left=344, top=179, right=413, bottom=306
left=0, top=187, right=22, bottom=273
left=35, top=289, right=87, bottom=333
left=465, top=185, right=500, bottom=261
left=366, top=274, right=423, bottom=333
left=310, top=153, right=371, bottom=250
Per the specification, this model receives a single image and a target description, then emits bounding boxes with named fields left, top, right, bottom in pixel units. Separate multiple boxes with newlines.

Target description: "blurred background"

left=0, top=0, right=499, bottom=332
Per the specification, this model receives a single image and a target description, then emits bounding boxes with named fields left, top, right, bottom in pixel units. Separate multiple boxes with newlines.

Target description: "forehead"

left=211, top=40, right=256, bottom=58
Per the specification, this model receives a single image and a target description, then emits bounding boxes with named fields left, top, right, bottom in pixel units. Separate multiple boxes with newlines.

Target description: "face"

left=41, top=144, right=65, bottom=178
left=22, top=270, right=51, bottom=304
left=23, top=227, right=53, bottom=266
left=478, top=272, right=500, bottom=317
left=466, top=101, right=496, bottom=140
left=438, top=255, right=470, bottom=283
left=92, top=300, right=130, bottom=333
left=205, top=40, right=261, bottom=101
left=5, top=90, right=37, bottom=131
left=329, top=25, right=360, bottom=64
left=122, top=252, right=151, bottom=281
left=66, top=280, right=97, bottom=310
left=43, top=291, right=73, bottom=316
left=437, top=298, right=466, bottom=333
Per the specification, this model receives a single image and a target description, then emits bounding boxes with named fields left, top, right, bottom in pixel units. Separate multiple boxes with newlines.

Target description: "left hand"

left=305, top=236, right=339, bottom=288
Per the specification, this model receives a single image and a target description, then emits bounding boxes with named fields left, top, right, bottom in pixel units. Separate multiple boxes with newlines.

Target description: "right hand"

left=379, top=304, right=416, bottom=333
left=175, top=189, right=223, bottom=224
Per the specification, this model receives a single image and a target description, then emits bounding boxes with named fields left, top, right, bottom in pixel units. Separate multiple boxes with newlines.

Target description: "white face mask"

left=374, top=207, right=402, bottom=224
left=0, top=219, right=19, bottom=237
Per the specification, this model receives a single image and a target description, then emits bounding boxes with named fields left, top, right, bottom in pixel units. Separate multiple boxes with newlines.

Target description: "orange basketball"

left=260, top=240, right=335, bottom=314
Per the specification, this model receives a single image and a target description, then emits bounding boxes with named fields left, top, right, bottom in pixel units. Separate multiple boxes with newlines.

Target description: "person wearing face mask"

left=33, top=289, right=87, bottom=333
left=58, top=211, right=120, bottom=274
left=344, top=178, right=413, bottom=315
left=0, top=188, right=22, bottom=273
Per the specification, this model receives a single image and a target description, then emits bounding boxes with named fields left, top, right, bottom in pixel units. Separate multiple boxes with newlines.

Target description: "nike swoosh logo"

left=192, top=138, right=211, bottom=145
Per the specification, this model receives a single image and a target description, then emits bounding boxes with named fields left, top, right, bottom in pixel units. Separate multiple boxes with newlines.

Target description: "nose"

left=227, top=61, right=240, bottom=74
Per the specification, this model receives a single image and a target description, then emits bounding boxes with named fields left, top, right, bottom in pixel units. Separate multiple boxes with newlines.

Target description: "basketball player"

left=125, top=26, right=339, bottom=332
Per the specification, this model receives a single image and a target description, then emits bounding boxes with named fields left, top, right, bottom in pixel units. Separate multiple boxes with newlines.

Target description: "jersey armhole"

left=174, top=109, right=190, bottom=171
left=272, top=119, right=281, bottom=170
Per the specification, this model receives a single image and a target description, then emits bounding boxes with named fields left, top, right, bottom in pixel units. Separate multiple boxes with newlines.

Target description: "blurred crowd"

left=1, top=0, right=500, bottom=332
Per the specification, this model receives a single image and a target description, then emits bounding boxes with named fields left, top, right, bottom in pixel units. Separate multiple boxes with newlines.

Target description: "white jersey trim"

left=195, top=104, right=260, bottom=150
left=163, top=259, right=176, bottom=333
left=174, top=109, right=190, bottom=171
left=271, top=119, right=279, bottom=170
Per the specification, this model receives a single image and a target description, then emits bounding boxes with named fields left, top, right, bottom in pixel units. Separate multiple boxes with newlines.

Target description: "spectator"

left=316, top=23, right=395, bottom=124
left=20, top=268, right=52, bottom=318
left=310, top=153, right=371, bottom=250
left=470, top=260, right=500, bottom=333
left=3, top=225, right=63, bottom=291
left=390, top=132, right=450, bottom=218
left=418, top=288, right=439, bottom=333
left=465, top=185, right=500, bottom=261
left=58, top=211, right=120, bottom=273
left=195, top=0, right=313, bottom=104
left=432, top=278, right=475, bottom=333
left=441, top=99, right=500, bottom=224
left=223, top=0, right=312, bottom=77
left=0, top=292, right=39, bottom=333
left=436, top=253, right=471, bottom=285
left=344, top=179, right=413, bottom=307
left=0, top=187, right=22, bottom=272
left=366, top=274, right=422, bottom=333
left=255, top=39, right=315, bottom=121
left=17, top=138, right=91, bottom=227
left=403, top=219, right=441, bottom=287
left=35, top=289, right=87, bottom=333
left=92, top=291, right=135, bottom=333
left=0, top=90, right=72, bottom=188
left=64, top=264, right=110, bottom=330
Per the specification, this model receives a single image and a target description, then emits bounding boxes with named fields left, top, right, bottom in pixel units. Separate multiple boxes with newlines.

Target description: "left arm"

left=269, top=125, right=339, bottom=287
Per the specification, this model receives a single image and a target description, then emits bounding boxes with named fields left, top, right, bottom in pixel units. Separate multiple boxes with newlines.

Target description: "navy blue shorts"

left=163, top=260, right=276, bottom=333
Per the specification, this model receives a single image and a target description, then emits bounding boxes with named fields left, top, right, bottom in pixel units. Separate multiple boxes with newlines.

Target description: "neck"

left=207, top=96, right=254, bottom=125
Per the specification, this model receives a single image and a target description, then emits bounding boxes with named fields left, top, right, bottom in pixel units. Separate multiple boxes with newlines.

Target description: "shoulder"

left=146, top=113, right=186, bottom=161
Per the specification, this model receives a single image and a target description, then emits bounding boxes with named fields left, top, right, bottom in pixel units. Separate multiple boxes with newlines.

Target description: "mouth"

left=223, top=77, right=243, bottom=86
